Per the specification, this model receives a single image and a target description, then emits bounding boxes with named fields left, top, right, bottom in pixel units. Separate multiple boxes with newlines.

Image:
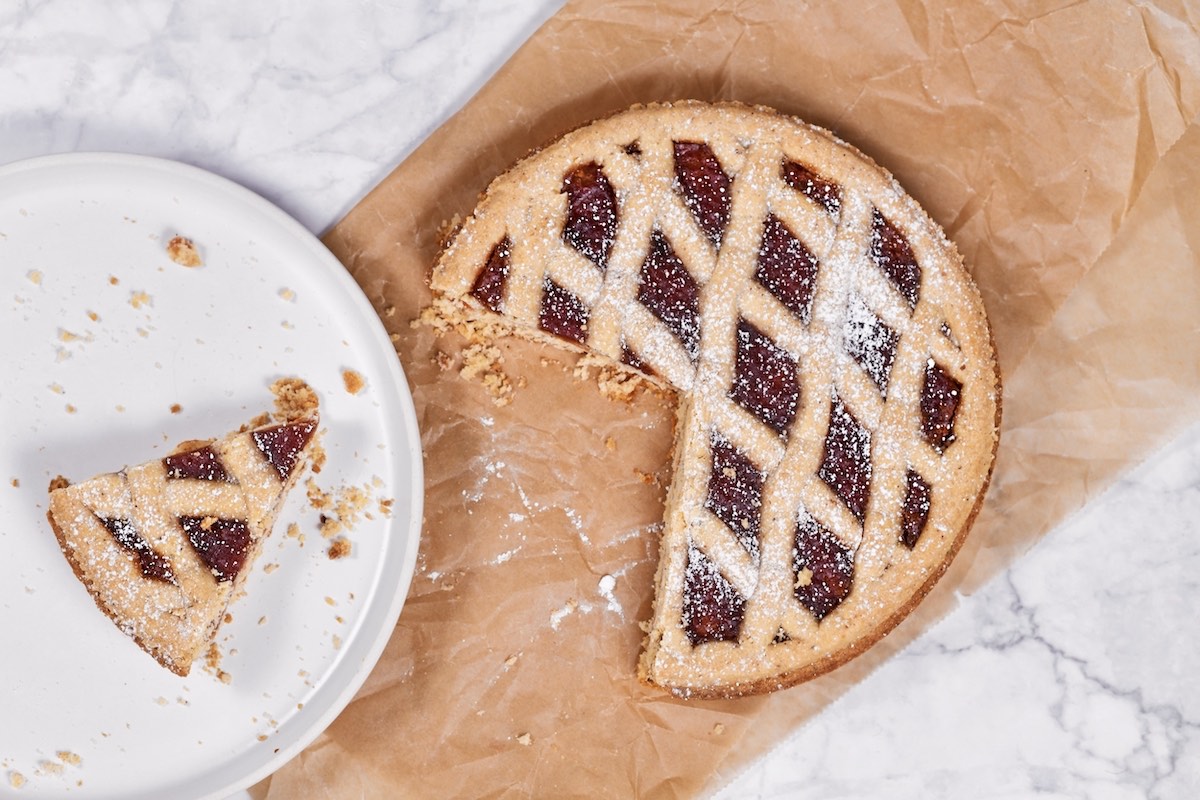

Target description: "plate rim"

left=0, top=151, right=424, bottom=799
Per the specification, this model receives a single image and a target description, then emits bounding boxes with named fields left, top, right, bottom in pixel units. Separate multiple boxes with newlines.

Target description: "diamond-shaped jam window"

left=869, top=209, right=921, bottom=309
left=920, top=359, right=963, bottom=452
left=843, top=296, right=899, bottom=397
left=900, top=468, right=932, bottom=548
left=818, top=395, right=872, bottom=522
left=727, top=319, right=800, bottom=438
left=538, top=277, right=590, bottom=345
left=673, top=140, right=732, bottom=247
left=637, top=230, right=701, bottom=360
left=561, top=162, right=618, bottom=272
left=793, top=515, right=855, bottom=621
left=781, top=159, right=841, bottom=216
left=755, top=213, right=819, bottom=324
left=705, top=434, right=765, bottom=559
left=682, top=545, right=746, bottom=645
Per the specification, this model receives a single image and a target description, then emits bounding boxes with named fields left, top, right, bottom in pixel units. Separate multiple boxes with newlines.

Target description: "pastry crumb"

left=341, top=369, right=365, bottom=395
left=270, top=377, right=319, bottom=421
left=166, top=235, right=203, bottom=267
left=278, top=287, right=296, bottom=302
left=9, top=770, right=26, bottom=788
left=129, top=290, right=152, bottom=309
left=55, top=751, right=81, bottom=767
left=26, top=269, right=42, bottom=285
left=516, top=732, right=532, bottom=746
left=108, top=275, right=119, bottom=286
left=711, top=723, right=726, bottom=736
left=170, top=403, right=183, bottom=414
left=48, top=475, right=70, bottom=492
left=327, top=537, right=351, bottom=560
left=10, top=478, right=19, bottom=488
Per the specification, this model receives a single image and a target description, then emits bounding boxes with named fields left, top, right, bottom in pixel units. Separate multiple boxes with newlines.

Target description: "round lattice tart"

left=431, top=101, right=1000, bottom=698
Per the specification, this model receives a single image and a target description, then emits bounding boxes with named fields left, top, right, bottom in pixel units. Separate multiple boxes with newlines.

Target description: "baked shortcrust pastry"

left=431, top=101, right=1000, bottom=697
left=47, top=401, right=319, bottom=676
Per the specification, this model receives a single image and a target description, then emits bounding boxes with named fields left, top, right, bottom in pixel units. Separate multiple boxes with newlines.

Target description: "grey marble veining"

left=1, top=3, right=1197, bottom=798
left=0, top=0, right=564, bottom=234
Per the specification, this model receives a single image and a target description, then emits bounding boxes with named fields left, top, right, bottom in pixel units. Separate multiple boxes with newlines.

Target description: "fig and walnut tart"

left=46, top=384, right=320, bottom=677
left=430, top=101, right=1000, bottom=698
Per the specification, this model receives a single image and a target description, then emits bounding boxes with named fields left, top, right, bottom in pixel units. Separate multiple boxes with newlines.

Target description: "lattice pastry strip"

left=432, top=101, right=1000, bottom=697
left=46, top=415, right=318, bottom=676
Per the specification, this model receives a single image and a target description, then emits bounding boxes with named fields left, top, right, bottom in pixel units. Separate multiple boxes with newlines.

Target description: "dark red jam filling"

left=793, top=515, right=855, bottom=621
left=920, top=360, right=962, bottom=452
left=622, top=141, right=642, bottom=158
left=755, top=213, right=820, bottom=324
left=163, top=445, right=232, bottom=483
left=620, top=341, right=646, bottom=371
left=470, top=236, right=512, bottom=313
left=673, top=140, right=732, bottom=247
left=561, top=162, right=618, bottom=272
left=844, top=298, right=899, bottom=397
left=252, top=419, right=316, bottom=483
left=637, top=230, right=701, bottom=360
left=538, top=277, right=590, bottom=344
left=727, top=318, right=800, bottom=438
left=818, top=396, right=872, bottom=522
left=98, top=516, right=176, bottom=584
left=869, top=209, right=921, bottom=309
left=781, top=160, right=842, bottom=215
left=704, top=434, right=765, bottom=558
left=682, top=545, right=745, bottom=645
left=900, top=469, right=932, bottom=548
left=179, top=516, right=251, bottom=583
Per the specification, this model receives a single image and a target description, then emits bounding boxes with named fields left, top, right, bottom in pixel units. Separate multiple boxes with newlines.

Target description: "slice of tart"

left=430, top=101, right=1001, bottom=697
left=46, top=400, right=319, bottom=677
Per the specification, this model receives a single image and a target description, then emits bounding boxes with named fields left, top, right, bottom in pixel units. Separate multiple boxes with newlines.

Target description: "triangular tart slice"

left=47, top=407, right=319, bottom=676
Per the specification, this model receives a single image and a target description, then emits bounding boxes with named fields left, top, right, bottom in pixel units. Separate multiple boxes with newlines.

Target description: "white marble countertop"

left=3, top=3, right=1197, bottom=798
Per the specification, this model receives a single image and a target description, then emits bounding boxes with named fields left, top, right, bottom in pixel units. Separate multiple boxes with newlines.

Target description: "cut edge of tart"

left=428, top=100, right=1001, bottom=698
left=46, top=382, right=321, bottom=677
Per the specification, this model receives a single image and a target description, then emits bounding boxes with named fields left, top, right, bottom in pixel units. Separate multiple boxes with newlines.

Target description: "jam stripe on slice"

left=538, top=277, right=590, bottom=344
left=793, top=515, right=855, bottom=620
left=727, top=318, right=801, bottom=438
left=252, top=419, right=317, bottom=483
left=682, top=545, right=746, bottom=645
left=781, top=159, right=842, bottom=216
left=637, top=230, right=701, bottom=360
left=705, top=434, right=766, bottom=559
left=561, top=162, right=618, bottom=272
left=673, top=141, right=732, bottom=247
left=818, top=396, right=873, bottom=522
left=179, top=516, right=251, bottom=583
left=755, top=213, right=820, bottom=324
left=163, top=445, right=233, bottom=483
left=470, top=236, right=512, bottom=313
left=98, top=515, right=176, bottom=584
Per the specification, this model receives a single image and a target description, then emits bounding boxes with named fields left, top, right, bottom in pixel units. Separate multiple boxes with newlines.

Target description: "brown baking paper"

left=257, top=1, right=1200, bottom=797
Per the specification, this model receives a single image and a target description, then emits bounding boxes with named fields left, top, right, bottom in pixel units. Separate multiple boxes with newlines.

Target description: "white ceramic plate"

left=0, top=153, right=422, bottom=799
